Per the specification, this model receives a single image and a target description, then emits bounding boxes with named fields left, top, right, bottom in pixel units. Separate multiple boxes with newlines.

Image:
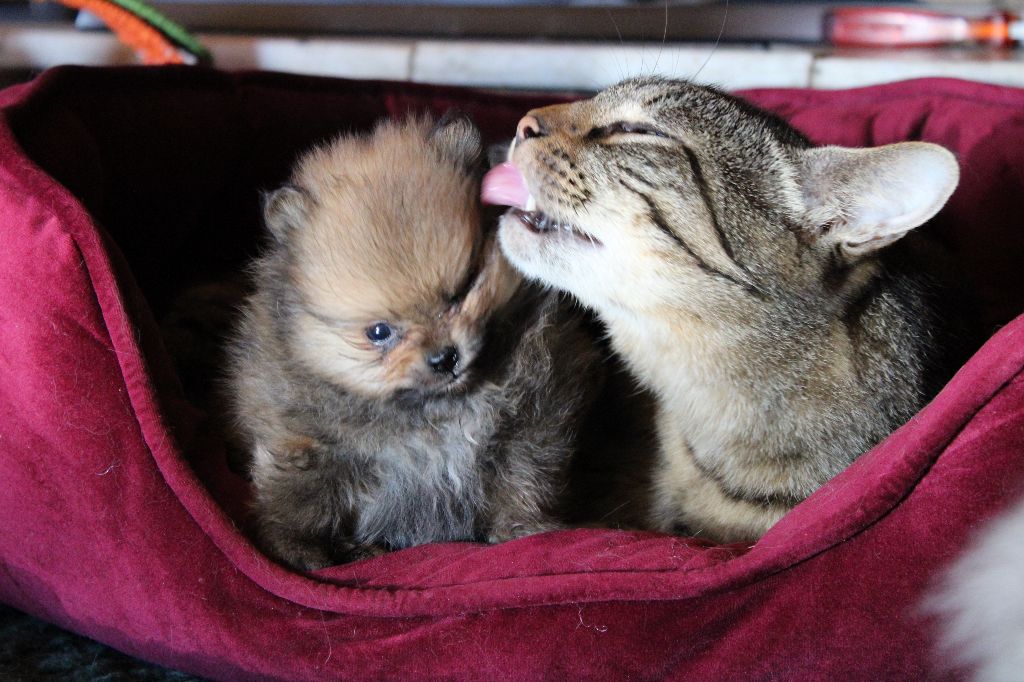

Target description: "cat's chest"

left=604, top=313, right=788, bottom=458
left=606, top=316, right=746, bottom=412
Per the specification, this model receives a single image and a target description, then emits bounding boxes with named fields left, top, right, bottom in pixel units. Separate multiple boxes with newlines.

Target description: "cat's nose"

left=516, top=115, right=547, bottom=141
left=427, top=346, right=460, bottom=375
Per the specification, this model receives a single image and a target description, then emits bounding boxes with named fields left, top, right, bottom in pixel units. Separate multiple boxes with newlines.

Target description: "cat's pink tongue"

left=482, top=162, right=530, bottom=209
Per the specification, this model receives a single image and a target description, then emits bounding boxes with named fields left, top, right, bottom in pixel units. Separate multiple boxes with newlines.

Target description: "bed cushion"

left=0, top=66, right=1022, bottom=679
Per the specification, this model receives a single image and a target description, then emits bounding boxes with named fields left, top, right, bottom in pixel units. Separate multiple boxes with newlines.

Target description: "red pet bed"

left=1, top=66, right=1022, bottom=680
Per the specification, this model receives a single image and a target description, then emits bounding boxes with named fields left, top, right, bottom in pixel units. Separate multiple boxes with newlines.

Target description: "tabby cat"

left=484, top=77, right=963, bottom=542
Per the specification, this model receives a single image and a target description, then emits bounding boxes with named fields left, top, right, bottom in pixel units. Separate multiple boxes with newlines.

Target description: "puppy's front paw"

left=487, top=520, right=563, bottom=544
left=262, top=535, right=337, bottom=572
left=340, top=542, right=388, bottom=563
left=264, top=536, right=388, bottom=571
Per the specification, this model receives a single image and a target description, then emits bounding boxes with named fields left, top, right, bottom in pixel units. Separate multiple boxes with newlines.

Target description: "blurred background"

left=2, top=0, right=1024, bottom=91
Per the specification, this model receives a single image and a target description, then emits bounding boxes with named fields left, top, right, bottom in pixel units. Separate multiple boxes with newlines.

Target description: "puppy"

left=227, top=115, right=603, bottom=570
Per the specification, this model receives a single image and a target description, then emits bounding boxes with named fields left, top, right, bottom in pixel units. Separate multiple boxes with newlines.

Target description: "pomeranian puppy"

left=227, top=114, right=603, bottom=570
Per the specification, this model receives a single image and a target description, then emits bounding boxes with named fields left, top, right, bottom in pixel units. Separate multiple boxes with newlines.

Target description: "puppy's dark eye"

left=366, top=323, right=395, bottom=345
left=588, top=122, right=667, bottom=139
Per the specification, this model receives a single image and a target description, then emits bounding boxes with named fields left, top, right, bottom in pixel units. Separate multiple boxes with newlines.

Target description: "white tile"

left=0, top=28, right=415, bottom=80
left=10, top=25, right=1024, bottom=94
left=0, top=27, right=135, bottom=68
left=204, top=35, right=413, bottom=80
left=411, top=41, right=814, bottom=91
left=812, top=51, right=1024, bottom=89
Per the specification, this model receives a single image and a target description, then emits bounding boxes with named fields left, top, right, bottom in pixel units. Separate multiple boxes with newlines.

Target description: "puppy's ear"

left=428, top=110, right=484, bottom=172
left=460, top=231, right=523, bottom=321
left=263, top=185, right=308, bottom=242
left=487, top=141, right=513, bottom=168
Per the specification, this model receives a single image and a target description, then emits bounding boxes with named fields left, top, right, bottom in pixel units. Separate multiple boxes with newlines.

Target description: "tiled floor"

left=3, top=24, right=1024, bottom=91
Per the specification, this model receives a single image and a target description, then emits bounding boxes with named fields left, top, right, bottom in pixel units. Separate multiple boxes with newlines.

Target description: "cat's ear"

left=263, top=184, right=308, bottom=242
left=428, top=110, right=484, bottom=171
left=797, top=142, right=958, bottom=259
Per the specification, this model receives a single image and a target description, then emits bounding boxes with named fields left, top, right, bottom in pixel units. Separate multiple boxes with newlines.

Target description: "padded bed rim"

left=2, top=66, right=1022, bottom=618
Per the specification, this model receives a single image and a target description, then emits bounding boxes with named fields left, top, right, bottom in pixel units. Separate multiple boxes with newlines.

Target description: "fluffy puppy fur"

left=227, top=115, right=602, bottom=570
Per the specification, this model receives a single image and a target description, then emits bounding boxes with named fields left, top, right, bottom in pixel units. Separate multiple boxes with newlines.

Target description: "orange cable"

left=53, top=0, right=184, bottom=64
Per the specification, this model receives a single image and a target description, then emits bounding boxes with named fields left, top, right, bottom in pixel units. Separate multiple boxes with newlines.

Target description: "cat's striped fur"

left=498, top=77, right=961, bottom=542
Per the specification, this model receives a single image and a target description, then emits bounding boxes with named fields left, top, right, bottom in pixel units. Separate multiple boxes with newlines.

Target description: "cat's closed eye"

left=587, top=121, right=669, bottom=140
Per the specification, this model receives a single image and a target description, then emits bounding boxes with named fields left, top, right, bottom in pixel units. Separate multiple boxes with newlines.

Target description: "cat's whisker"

left=691, top=0, right=729, bottom=84
left=604, top=7, right=627, bottom=82
left=651, top=0, right=669, bottom=77
left=599, top=500, right=632, bottom=522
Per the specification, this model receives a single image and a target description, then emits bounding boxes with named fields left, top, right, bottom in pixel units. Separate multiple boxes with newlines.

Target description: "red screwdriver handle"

left=827, top=8, right=1018, bottom=48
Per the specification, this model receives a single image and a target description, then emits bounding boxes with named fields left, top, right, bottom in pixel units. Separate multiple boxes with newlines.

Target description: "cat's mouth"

left=508, top=208, right=601, bottom=246
left=483, top=162, right=601, bottom=247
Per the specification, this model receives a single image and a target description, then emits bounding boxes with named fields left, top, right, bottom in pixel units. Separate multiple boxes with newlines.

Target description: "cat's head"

left=265, top=114, right=521, bottom=399
left=488, top=77, right=958, bottom=322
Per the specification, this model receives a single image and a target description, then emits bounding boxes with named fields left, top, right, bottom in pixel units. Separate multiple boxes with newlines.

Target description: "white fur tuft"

left=926, top=496, right=1024, bottom=682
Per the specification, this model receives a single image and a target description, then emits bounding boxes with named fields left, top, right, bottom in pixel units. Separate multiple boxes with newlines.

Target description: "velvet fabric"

left=0, top=66, right=1022, bottom=680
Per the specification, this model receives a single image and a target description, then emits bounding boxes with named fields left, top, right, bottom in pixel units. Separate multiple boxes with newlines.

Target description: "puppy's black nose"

left=516, top=114, right=547, bottom=141
left=427, top=346, right=460, bottom=375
